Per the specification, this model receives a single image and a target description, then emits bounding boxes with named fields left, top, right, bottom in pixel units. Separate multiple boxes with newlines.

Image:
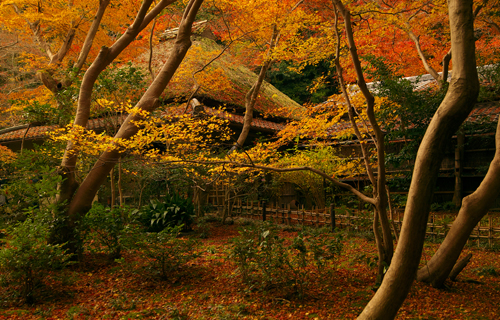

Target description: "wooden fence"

left=218, top=200, right=500, bottom=247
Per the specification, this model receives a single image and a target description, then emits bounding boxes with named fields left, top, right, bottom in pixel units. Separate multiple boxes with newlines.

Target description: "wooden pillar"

left=489, top=214, right=492, bottom=248
left=330, top=203, right=335, bottom=232
left=287, top=203, right=291, bottom=225
left=452, top=131, right=465, bottom=208
left=315, top=207, right=320, bottom=227
left=281, top=204, right=285, bottom=224
left=301, top=205, right=305, bottom=226
left=262, top=201, right=267, bottom=222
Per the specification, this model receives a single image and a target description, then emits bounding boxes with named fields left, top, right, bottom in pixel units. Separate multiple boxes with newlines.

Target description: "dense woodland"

left=0, top=0, right=500, bottom=319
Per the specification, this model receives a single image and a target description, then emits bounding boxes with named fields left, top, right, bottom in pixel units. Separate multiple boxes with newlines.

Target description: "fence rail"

left=216, top=200, right=500, bottom=247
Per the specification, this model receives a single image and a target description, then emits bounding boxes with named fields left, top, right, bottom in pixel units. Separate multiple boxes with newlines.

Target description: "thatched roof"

left=137, top=36, right=305, bottom=119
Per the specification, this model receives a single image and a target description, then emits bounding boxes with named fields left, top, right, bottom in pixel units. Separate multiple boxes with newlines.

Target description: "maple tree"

left=358, top=0, right=479, bottom=317
left=212, top=0, right=320, bottom=150
left=1, top=0, right=499, bottom=318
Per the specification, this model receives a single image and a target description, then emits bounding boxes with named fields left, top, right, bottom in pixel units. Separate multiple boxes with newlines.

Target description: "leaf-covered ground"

left=1, top=221, right=499, bottom=320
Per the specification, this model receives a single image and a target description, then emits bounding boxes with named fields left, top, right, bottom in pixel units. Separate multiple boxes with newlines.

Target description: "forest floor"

left=0, top=219, right=499, bottom=320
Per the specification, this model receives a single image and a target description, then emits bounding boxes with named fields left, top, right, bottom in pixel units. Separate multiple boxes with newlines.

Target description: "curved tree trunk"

left=332, top=1, right=393, bottom=276
left=57, top=0, right=177, bottom=209
left=417, top=119, right=500, bottom=287
left=358, top=0, right=479, bottom=318
left=54, top=0, right=204, bottom=250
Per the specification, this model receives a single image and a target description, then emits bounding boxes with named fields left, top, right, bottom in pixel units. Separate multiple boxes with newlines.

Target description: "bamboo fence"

left=214, top=199, right=500, bottom=247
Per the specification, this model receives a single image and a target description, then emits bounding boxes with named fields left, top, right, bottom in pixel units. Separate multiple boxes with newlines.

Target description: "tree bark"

left=449, top=253, right=472, bottom=281
left=229, top=26, right=278, bottom=152
left=407, top=29, right=442, bottom=82
left=358, top=0, right=479, bottom=318
left=64, top=0, right=204, bottom=230
left=58, top=0, right=177, bottom=208
left=332, top=1, right=393, bottom=275
left=417, top=120, right=500, bottom=287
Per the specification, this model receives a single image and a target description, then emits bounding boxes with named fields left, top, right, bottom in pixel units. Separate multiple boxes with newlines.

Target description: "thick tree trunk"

left=358, top=0, right=479, bottom=318
left=417, top=120, right=500, bottom=287
left=57, top=0, right=177, bottom=209
left=55, top=0, right=204, bottom=250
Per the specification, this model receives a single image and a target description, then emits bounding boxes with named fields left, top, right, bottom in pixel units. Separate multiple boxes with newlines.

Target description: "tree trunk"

left=57, top=0, right=177, bottom=210
left=417, top=120, right=500, bottom=287
left=358, top=0, right=479, bottom=318
left=54, top=0, right=204, bottom=251
left=332, top=1, right=393, bottom=274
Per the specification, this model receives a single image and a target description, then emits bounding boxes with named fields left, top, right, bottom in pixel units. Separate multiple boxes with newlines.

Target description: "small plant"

left=0, top=213, right=73, bottom=304
left=229, top=222, right=342, bottom=299
left=140, top=193, right=195, bottom=232
left=135, top=225, right=200, bottom=279
left=66, top=305, right=91, bottom=320
left=194, top=218, right=210, bottom=239
left=473, top=266, right=498, bottom=277
left=109, top=293, right=137, bottom=311
left=84, top=204, right=133, bottom=260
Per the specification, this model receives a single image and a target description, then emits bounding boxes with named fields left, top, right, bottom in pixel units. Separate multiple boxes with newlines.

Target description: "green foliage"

left=277, top=146, right=341, bottom=208
left=0, top=212, right=73, bottom=304
left=352, top=253, right=379, bottom=269
left=229, top=222, right=342, bottom=299
left=1, top=155, right=63, bottom=224
left=140, top=193, right=195, bottom=232
left=363, top=55, right=448, bottom=189
left=194, top=217, right=211, bottom=239
left=267, top=60, right=339, bottom=104
left=84, top=204, right=137, bottom=260
left=20, top=101, right=68, bottom=125
left=90, top=62, right=147, bottom=118
left=477, top=63, right=500, bottom=102
left=473, top=266, right=498, bottom=277
left=133, top=225, right=200, bottom=280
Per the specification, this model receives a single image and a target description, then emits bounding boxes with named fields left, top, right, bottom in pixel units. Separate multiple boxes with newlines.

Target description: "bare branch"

left=73, top=0, right=111, bottom=73
left=148, top=18, right=158, bottom=81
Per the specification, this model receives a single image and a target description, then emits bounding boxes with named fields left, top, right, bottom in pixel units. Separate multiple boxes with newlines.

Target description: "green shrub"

left=1, top=164, right=62, bottom=225
left=140, top=194, right=195, bottom=232
left=229, top=223, right=342, bottom=299
left=84, top=204, right=136, bottom=260
left=473, top=266, right=498, bottom=277
left=0, top=214, right=73, bottom=304
left=134, top=225, right=200, bottom=279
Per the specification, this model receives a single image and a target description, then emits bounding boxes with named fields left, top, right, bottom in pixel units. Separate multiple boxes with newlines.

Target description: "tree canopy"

left=1, top=0, right=499, bottom=319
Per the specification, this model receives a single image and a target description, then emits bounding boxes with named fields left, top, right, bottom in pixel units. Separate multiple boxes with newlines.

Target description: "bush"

left=0, top=213, right=73, bottom=304
left=84, top=204, right=137, bottom=260
left=229, top=223, right=342, bottom=299
left=140, top=193, right=195, bottom=232
left=133, top=225, right=200, bottom=280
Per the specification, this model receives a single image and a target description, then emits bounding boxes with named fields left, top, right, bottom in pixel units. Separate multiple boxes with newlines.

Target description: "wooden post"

left=287, top=203, right=291, bottom=225
left=330, top=203, right=335, bottom=232
left=452, top=131, right=465, bottom=208
left=431, top=213, right=435, bottom=241
left=477, top=219, right=481, bottom=248
left=316, top=207, right=320, bottom=227
left=489, top=214, right=492, bottom=248
left=281, top=204, right=285, bottom=224
left=262, top=201, right=267, bottom=222
left=347, top=208, right=351, bottom=231
left=301, top=205, right=305, bottom=226
left=255, top=201, right=262, bottom=219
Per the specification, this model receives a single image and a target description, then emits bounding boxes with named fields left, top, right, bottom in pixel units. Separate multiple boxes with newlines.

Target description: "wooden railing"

left=219, top=200, right=500, bottom=247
